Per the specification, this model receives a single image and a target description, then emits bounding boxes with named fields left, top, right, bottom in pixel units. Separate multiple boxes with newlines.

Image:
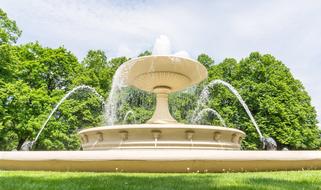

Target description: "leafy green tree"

left=117, top=88, right=155, bottom=124
left=138, top=50, right=152, bottom=57
left=0, top=44, right=18, bottom=84
left=205, top=52, right=320, bottom=149
left=197, top=53, right=214, bottom=68
left=108, top=56, right=128, bottom=69
left=80, top=50, right=109, bottom=96
left=0, top=43, right=104, bottom=150
left=0, top=8, right=22, bottom=44
left=36, top=91, right=103, bottom=150
left=0, top=80, right=51, bottom=150
left=169, top=90, right=199, bottom=123
left=82, top=50, right=107, bottom=72
left=15, top=43, right=81, bottom=93
left=80, top=50, right=128, bottom=97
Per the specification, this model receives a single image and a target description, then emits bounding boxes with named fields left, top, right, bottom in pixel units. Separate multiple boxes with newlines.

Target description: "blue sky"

left=1, top=0, right=321, bottom=122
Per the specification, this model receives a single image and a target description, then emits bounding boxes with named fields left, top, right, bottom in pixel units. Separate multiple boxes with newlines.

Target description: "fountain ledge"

left=1, top=150, right=321, bottom=172
left=78, top=124, right=246, bottom=150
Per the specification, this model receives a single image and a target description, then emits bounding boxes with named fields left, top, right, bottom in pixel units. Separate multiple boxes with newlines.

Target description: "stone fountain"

left=1, top=55, right=321, bottom=173
left=78, top=55, right=245, bottom=150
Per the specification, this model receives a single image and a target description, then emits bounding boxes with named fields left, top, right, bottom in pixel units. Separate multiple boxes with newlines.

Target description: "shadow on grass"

left=245, top=177, right=321, bottom=190
left=0, top=172, right=320, bottom=190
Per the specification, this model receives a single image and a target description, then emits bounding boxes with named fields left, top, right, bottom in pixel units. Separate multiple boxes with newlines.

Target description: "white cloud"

left=1, top=0, right=321, bottom=122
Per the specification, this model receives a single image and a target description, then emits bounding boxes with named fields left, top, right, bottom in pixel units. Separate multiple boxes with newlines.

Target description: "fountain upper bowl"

left=121, top=55, right=208, bottom=93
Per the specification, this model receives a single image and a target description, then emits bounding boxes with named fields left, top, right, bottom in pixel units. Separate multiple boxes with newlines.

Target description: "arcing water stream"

left=21, top=85, right=105, bottom=150
left=191, top=107, right=227, bottom=127
left=123, top=110, right=136, bottom=124
left=194, top=79, right=276, bottom=149
left=194, top=79, right=263, bottom=139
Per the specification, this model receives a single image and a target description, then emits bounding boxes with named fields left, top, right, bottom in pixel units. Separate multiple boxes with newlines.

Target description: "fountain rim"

left=78, top=124, right=246, bottom=136
left=124, top=54, right=206, bottom=65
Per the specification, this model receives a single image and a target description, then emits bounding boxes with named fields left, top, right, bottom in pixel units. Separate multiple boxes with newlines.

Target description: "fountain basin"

left=1, top=150, right=321, bottom=172
left=78, top=124, right=245, bottom=150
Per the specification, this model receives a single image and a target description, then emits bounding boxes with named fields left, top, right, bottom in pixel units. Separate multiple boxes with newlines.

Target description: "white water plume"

left=152, top=35, right=172, bottom=55
left=123, top=110, right=136, bottom=124
left=192, top=108, right=226, bottom=127
left=152, top=35, right=190, bottom=58
left=104, top=63, right=130, bottom=125
left=22, top=85, right=104, bottom=150
left=194, top=79, right=264, bottom=140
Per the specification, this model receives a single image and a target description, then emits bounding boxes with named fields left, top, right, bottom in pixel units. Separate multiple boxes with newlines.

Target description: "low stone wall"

left=1, top=150, right=321, bottom=172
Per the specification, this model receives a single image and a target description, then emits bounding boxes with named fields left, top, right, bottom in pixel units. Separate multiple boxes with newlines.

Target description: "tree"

left=0, top=43, right=105, bottom=150
left=0, top=44, right=18, bottom=84
left=0, top=81, right=50, bottom=150
left=205, top=52, right=320, bottom=150
left=138, top=50, right=152, bottom=57
left=16, top=43, right=81, bottom=93
left=82, top=50, right=107, bottom=72
left=197, top=53, right=214, bottom=69
left=117, top=88, right=155, bottom=124
left=80, top=50, right=128, bottom=97
left=0, top=8, right=22, bottom=44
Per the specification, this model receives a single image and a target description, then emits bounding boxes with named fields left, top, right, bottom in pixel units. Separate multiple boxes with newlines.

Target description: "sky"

left=1, top=0, right=321, bottom=122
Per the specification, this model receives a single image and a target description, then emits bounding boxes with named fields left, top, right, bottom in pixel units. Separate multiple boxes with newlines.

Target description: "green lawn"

left=0, top=170, right=320, bottom=190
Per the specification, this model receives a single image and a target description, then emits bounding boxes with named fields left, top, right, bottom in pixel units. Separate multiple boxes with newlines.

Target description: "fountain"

left=0, top=41, right=320, bottom=172
left=79, top=55, right=245, bottom=150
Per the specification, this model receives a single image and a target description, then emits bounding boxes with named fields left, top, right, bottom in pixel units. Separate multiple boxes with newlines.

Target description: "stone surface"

left=123, top=56, right=208, bottom=93
left=1, top=150, right=321, bottom=172
left=78, top=124, right=246, bottom=150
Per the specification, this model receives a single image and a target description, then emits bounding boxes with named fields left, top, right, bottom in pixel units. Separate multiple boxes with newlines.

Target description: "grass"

left=0, top=170, right=320, bottom=190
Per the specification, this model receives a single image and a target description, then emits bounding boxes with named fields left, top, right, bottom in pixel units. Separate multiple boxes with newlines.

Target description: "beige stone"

left=79, top=124, right=246, bottom=150
left=1, top=150, right=321, bottom=172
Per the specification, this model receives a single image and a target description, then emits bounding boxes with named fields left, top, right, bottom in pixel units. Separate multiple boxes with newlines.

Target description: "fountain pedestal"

left=147, top=87, right=177, bottom=124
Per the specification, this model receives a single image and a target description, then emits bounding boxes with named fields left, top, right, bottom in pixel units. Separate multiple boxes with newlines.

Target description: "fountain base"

left=1, top=150, right=321, bottom=172
left=78, top=124, right=246, bottom=150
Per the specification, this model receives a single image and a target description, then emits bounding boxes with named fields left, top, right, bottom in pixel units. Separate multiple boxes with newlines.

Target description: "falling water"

left=196, top=79, right=264, bottom=140
left=192, top=108, right=226, bottom=127
left=105, top=35, right=190, bottom=126
left=21, top=85, right=104, bottom=150
left=123, top=110, right=136, bottom=124
left=105, top=63, right=130, bottom=125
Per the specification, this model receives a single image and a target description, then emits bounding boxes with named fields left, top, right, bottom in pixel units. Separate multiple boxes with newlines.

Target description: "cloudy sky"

left=1, top=0, right=321, bottom=122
